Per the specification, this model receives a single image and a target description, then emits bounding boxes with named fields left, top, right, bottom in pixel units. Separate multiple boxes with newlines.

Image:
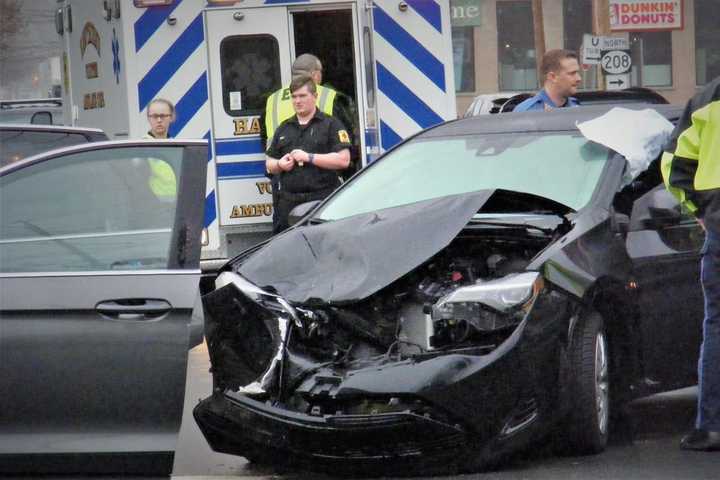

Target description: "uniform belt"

left=276, top=186, right=336, bottom=202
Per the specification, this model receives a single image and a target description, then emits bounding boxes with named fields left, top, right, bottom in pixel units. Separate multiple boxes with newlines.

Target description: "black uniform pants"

left=273, top=186, right=335, bottom=234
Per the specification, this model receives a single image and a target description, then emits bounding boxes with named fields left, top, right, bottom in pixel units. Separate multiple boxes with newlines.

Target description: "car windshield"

left=317, top=132, right=611, bottom=221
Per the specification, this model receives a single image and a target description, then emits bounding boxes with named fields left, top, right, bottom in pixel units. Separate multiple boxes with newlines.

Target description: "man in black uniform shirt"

left=265, top=75, right=351, bottom=233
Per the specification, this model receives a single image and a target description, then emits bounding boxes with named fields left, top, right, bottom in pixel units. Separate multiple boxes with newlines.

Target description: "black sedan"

left=194, top=104, right=702, bottom=474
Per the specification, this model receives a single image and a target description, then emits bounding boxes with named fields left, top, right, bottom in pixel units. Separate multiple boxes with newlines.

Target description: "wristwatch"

left=308, top=153, right=315, bottom=165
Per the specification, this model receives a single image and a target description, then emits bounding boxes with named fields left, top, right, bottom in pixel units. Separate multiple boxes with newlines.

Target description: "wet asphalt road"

left=173, top=343, right=720, bottom=479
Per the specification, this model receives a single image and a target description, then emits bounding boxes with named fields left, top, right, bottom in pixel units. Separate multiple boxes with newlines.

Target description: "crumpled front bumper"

left=193, top=389, right=471, bottom=473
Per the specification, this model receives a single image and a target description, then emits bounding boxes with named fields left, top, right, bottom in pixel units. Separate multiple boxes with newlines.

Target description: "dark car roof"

left=0, top=124, right=109, bottom=167
left=424, top=104, right=683, bottom=138
left=0, top=123, right=106, bottom=135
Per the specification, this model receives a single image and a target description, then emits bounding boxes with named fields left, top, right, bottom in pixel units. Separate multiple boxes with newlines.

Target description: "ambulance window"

left=363, top=27, right=375, bottom=108
left=220, top=35, right=282, bottom=116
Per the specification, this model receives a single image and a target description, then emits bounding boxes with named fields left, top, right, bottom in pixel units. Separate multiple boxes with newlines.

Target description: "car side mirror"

left=645, top=205, right=683, bottom=228
left=629, top=185, right=685, bottom=231
left=288, top=200, right=321, bottom=226
left=31, top=111, right=53, bottom=125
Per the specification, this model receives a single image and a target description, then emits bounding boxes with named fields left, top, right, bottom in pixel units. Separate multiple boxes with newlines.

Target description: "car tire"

left=564, top=310, right=610, bottom=454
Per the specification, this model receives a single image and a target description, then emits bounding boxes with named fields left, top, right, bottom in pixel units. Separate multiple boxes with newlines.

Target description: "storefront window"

left=497, top=1, right=537, bottom=91
left=453, top=27, right=475, bottom=92
left=563, top=0, right=591, bottom=52
left=695, top=0, right=720, bottom=86
left=562, top=0, right=597, bottom=90
left=630, top=32, right=672, bottom=87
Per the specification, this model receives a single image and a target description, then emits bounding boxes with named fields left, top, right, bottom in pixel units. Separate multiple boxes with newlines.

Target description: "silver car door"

left=0, top=140, right=207, bottom=475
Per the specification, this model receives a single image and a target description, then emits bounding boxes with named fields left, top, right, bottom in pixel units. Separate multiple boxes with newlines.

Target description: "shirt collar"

left=538, top=89, right=577, bottom=108
left=288, top=109, right=325, bottom=125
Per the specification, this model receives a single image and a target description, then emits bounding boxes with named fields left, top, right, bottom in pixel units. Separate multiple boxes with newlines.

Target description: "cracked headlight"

left=432, top=272, right=543, bottom=332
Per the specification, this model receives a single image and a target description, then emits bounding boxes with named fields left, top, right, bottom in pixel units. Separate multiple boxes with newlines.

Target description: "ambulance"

left=55, top=0, right=457, bottom=267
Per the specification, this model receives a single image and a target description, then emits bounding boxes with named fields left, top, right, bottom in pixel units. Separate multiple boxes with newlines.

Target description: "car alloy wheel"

left=563, top=310, right=610, bottom=455
left=595, top=330, right=609, bottom=436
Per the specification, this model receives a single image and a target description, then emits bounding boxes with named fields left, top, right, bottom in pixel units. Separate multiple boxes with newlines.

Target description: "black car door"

left=626, top=184, right=705, bottom=392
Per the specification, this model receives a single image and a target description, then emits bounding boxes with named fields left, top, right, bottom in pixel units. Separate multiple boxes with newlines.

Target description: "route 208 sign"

left=601, top=50, right=632, bottom=74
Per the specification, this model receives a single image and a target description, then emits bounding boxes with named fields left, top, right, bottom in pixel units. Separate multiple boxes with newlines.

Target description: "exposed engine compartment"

left=291, top=228, right=552, bottom=361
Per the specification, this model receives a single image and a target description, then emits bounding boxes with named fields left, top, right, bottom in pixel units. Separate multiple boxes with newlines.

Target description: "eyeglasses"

left=148, top=114, right=172, bottom=120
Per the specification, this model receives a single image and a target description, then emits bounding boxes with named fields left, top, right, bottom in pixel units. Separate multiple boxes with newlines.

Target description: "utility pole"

left=531, top=0, right=546, bottom=85
left=592, top=0, right=610, bottom=89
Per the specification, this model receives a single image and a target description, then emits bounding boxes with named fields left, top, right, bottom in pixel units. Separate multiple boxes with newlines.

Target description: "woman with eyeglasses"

left=142, top=98, right=177, bottom=201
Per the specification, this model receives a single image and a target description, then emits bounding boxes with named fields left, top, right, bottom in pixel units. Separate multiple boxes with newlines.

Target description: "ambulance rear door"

left=204, top=6, right=291, bottom=242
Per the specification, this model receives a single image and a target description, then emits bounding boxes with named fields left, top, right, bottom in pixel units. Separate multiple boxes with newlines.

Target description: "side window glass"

left=0, top=146, right=184, bottom=273
left=220, top=34, right=282, bottom=116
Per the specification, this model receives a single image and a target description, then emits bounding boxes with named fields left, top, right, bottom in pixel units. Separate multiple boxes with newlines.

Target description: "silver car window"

left=0, top=146, right=183, bottom=273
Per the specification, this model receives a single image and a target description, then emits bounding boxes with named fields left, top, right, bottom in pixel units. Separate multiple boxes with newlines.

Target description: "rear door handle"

left=96, top=299, right=172, bottom=320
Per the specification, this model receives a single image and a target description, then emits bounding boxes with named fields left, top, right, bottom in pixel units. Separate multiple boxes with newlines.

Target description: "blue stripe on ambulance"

left=379, top=121, right=402, bottom=152
left=134, top=0, right=182, bottom=52
left=203, top=130, right=216, bottom=228
left=215, top=138, right=264, bottom=156
left=204, top=190, right=216, bottom=228
left=217, top=162, right=267, bottom=180
left=137, top=13, right=204, bottom=111
left=405, top=0, right=442, bottom=33
left=372, top=0, right=449, bottom=151
left=372, top=6, right=445, bottom=90
left=376, top=63, right=443, bottom=127
left=169, top=72, right=208, bottom=137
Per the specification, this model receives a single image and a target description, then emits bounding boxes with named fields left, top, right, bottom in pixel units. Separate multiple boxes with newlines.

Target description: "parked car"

left=0, top=124, right=108, bottom=166
left=193, top=104, right=701, bottom=474
left=0, top=140, right=207, bottom=475
left=0, top=98, right=64, bottom=125
left=463, top=87, right=669, bottom=117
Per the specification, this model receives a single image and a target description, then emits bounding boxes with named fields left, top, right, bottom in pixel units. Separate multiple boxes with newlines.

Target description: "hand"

left=278, top=154, right=294, bottom=172
left=290, top=149, right=309, bottom=166
left=698, top=218, right=706, bottom=231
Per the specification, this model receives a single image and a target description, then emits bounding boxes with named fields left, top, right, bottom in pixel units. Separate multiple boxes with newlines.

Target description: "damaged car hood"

left=238, top=191, right=496, bottom=304
left=238, top=190, right=572, bottom=304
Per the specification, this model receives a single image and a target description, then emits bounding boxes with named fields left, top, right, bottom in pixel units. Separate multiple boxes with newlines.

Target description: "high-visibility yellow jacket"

left=662, top=77, right=720, bottom=228
left=142, top=132, right=178, bottom=200
left=264, top=84, right=337, bottom=140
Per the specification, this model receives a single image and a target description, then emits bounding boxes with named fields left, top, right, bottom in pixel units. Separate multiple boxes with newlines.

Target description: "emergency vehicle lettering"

left=256, top=181, right=272, bottom=195
left=83, top=92, right=106, bottom=110
left=230, top=203, right=273, bottom=219
left=233, top=117, right=261, bottom=136
left=86, top=62, right=99, bottom=79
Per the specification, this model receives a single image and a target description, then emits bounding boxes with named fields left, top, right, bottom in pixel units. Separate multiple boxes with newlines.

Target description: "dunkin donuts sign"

left=610, top=0, right=683, bottom=31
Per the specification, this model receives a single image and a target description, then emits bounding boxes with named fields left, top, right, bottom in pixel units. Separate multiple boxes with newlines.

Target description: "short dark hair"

left=289, top=75, right=317, bottom=94
left=540, top=49, right=578, bottom=78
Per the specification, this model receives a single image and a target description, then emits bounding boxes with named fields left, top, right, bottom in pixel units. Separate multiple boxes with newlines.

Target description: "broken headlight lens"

left=432, top=272, right=543, bottom=331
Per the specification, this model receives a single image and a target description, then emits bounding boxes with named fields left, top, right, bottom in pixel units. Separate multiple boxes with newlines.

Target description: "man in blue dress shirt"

left=514, top=49, right=582, bottom=112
